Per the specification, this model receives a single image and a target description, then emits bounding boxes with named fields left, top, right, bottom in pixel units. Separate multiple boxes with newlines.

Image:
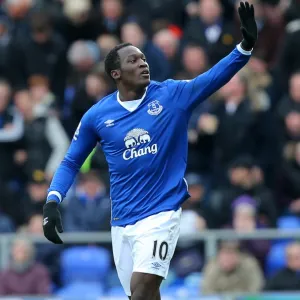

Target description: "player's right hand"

left=43, top=201, right=64, bottom=244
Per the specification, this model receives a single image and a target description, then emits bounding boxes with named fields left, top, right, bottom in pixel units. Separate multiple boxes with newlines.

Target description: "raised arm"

left=168, top=1, right=258, bottom=112
left=42, top=110, right=99, bottom=244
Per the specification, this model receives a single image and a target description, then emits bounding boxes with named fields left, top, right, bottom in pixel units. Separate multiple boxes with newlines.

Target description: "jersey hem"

left=111, top=205, right=182, bottom=227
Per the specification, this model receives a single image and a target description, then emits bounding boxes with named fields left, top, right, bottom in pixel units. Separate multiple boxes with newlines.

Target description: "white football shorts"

left=111, top=208, right=182, bottom=296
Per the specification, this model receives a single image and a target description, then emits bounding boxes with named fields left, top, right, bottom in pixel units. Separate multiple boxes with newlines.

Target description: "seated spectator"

left=175, top=44, right=208, bottom=80
left=0, top=79, right=24, bottom=182
left=202, top=240, right=264, bottom=295
left=97, top=34, right=120, bottom=59
left=100, top=0, right=126, bottom=37
left=14, top=89, right=69, bottom=181
left=8, top=10, right=67, bottom=106
left=183, top=0, right=237, bottom=65
left=230, top=195, right=271, bottom=267
left=0, top=237, right=50, bottom=295
left=277, top=141, right=300, bottom=215
left=0, top=15, right=12, bottom=78
left=58, top=0, right=105, bottom=45
left=25, top=213, right=62, bottom=287
left=264, top=242, right=300, bottom=291
left=178, top=173, right=208, bottom=247
left=20, top=170, right=49, bottom=224
left=69, top=70, right=111, bottom=133
left=64, top=170, right=111, bottom=232
left=67, top=40, right=101, bottom=84
left=28, top=75, right=56, bottom=111
left=197, top=74, right=253, bottom=183
left=209, top=156, right=277, bottom=228
left=153, top=28, right=181, bottom=77
left=172, top=173, right=212, bottom=278
left=239, top=56, right=272, bottom=112
left=121, top=19, right=171, bottom=81
left=276, top=72, right=300, bottom=153
left=233, top=0, right=284, bottom=70
left=277, top=72, right=300, bottom=124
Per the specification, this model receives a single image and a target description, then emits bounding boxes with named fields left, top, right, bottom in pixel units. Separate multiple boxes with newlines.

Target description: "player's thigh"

left=130, top=208, right=182, bottom=280
left=111, top=226, right=133, bottom=296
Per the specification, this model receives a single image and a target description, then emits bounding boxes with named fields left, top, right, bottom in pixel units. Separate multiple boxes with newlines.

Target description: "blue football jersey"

left=47, top=45, right=251, bottom=226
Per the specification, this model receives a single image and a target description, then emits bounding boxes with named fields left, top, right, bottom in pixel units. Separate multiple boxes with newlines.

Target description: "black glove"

left=238, top=1, right=258, bottom=50
left=43, top=201, right=63, bottom=244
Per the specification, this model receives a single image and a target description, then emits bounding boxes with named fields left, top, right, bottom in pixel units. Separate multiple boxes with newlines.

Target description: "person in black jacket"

left=264, top=242, right=300, bottom=291
left=8, top=11, right=68, bottom=108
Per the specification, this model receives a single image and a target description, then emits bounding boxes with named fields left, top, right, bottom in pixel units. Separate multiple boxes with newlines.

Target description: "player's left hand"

left=238, top=1, right=258, bottom=50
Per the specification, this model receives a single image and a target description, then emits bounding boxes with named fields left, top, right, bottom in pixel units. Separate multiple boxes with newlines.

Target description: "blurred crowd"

left=0, top=0, right=300, bottom=296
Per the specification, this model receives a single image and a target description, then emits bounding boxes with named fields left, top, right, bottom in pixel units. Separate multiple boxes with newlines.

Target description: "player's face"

left=117, top=46, right=150, bottom=88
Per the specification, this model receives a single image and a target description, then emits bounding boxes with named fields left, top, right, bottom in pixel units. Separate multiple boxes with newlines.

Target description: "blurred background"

left=0, top=0, right=300, bottom=299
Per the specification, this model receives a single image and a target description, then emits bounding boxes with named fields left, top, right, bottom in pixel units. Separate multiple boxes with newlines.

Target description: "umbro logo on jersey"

left=147, top=100, right=163, bottom=116
left=104, top=120, right=115, bottom=127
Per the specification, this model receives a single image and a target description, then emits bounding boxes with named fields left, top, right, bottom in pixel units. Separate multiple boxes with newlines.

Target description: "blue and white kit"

left=47, top=44, right=251, bottom=295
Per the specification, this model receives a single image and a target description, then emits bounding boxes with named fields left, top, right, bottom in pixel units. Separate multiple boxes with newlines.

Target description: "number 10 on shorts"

left=152, top=240, right=169, bottom=260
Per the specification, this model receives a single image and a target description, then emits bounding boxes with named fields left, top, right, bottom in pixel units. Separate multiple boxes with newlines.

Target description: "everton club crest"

left=147, top=100, right=163, bottom=116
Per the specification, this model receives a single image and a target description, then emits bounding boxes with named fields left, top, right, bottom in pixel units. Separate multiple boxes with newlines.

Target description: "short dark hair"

left=104, top=43, right=132, bottom=80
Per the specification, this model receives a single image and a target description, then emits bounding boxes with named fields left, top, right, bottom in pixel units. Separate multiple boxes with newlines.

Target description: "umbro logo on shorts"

left=151, top=262, right=162, bottom=270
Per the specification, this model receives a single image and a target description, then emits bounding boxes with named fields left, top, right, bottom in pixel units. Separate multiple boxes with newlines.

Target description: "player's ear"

left=111, top=70, right=121, bottom=80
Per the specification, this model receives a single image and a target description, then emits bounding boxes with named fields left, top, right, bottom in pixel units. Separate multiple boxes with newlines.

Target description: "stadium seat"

left=56, top=282, right=104, bottom=297
left=265, top=243, right=287, bottom=277
left=184, top=272, right=202, bottom=294
left=106, top=286, right=126, bottom=297
left=277, top=216, right=300, bottom=229
left=161, top=285, right=199, bottom=298
left=60, top=246, right=111, bottom=285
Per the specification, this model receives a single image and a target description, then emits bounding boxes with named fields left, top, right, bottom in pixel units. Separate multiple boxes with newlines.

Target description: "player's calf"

left=130, top=272, right=163, bottom=300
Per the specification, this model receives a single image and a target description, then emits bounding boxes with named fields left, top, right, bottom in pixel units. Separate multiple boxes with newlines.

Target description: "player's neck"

left=117, top=85, right=147, bottom=102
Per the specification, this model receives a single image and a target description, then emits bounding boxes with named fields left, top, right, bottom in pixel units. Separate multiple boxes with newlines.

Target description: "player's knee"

left=131, top=284, right=157, bottom=300
left=130, top=273, right=162, bottom=300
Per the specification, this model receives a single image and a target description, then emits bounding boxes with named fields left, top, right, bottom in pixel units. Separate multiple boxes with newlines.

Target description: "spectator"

left=202, top=240, right=264, bottom=295
left=277, top=72, right=300, bottom=154
left=264, top=242, right=300, bottom=291
left=175, top=44, right=208, bottom=80
left=0, top=79, right=24, bottom=181
left=209, top=156, right=277, bottom=228
left=9, top=10, right=68, bottom=107
left=0, top=15, right=12, bottom=78
left=67, top=40, right=101, bottom=84
left=97, top=33, right=120, bottom=59
left=64, top=170, right=111, bottom=232
left=277, top=142, right=300, bottom=215
left=100, top=0, right=126, bottom=37
left=231, top=195, right=271, bottom=267
left=69, top=70, right=111, bottom=133
left=233, top=0, right=284, bottom=69
left=198, top=73, right=269, bottom=185
left=183, top=0, right=237, bottom=65
left=14, top=89, right=69, bottom=181
left=272, top=16, right=300, bottom=101
left=3, top=0, right=33, bottom=39
left=0, top=209, right=15, bottom=232
left=56, top=0, right=105, bottom=46
left=153, top=28, right=181, bottom=77
left=121, top=20, right=171, bottom=81
left=24, top=213, right=62, bottom=287
left=0, top=237, right=51, bottom=295
left=20, top=170, right=49, bottom=225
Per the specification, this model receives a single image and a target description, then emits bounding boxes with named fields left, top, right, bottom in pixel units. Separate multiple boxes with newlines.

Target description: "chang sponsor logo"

left=123, top=128, right=158, bottom=160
